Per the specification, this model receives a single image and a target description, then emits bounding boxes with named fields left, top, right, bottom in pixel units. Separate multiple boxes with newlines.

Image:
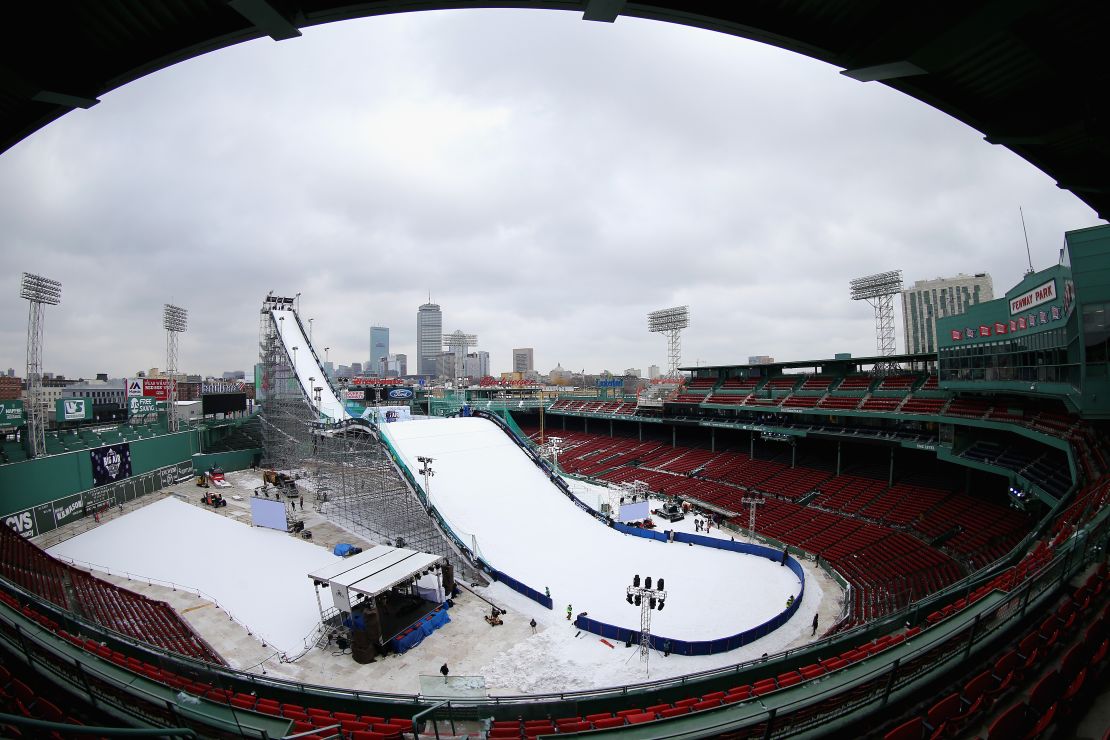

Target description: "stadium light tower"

left=849, top=270, right=903, bottom=374
left=625, top=574, right=667, bottom=675
left=443, top=330, right=477, bottom=388
left=20, top=272, right=61, bottom=458
left=648, top=306, right=689, bottom=379
left=163, top=304, right=187, bottom=432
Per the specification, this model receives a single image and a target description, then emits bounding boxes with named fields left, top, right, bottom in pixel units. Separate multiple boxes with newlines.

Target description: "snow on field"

left=382, top=417, right=802, bottom=642
left=48, top=497, right=337, bottom=655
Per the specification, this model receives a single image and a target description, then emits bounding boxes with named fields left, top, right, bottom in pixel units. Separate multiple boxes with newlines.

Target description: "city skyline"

left=0, top=10, right=1099, bottom=379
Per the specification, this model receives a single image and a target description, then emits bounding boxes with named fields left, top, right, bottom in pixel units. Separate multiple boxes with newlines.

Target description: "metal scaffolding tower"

left=20, top=273, right=61, bottom=458
left=258, top=295, right=314, bottom=472
left=313, top=428, right=481, bottom=581
left=257, top=293, right=481, bottom=582
left=163, top=304, right=187, bottom=433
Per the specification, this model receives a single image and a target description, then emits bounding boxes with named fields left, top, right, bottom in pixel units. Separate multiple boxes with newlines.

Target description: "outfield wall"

left=0, top=431, right=200, bottom=523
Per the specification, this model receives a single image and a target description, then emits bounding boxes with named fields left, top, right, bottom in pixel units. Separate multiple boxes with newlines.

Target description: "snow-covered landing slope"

left=382, top=417, right=801, bottom=641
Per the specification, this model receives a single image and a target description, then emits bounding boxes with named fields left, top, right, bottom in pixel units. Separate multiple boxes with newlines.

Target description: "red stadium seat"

left=883, top=716, right=923, bottom=740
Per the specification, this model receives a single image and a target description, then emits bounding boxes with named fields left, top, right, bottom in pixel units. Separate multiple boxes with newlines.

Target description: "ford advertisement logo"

left=388, top=388, right=413, bottom=399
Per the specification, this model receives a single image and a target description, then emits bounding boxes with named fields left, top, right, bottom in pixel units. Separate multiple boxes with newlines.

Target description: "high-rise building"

left=902, top=273, right=994, bottom=354
left=465, top=351, right=490, bottom=379
left=383, top=354, right=407, bottom=377
left=648, top=365, right=660, bottom=380
left=368, top=326, right=389, bottom=376
left=417, top=303, right=442, bottom=377
left=513, top=348, right=534, bottom=374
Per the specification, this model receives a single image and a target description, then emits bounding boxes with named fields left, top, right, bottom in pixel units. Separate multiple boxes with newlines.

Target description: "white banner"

left=1009, top=279, right=1056, bottom=315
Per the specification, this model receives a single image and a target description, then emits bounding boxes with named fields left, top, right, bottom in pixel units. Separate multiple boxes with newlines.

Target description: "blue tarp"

left=391, top=602, right=452, bottom=653
left=333, top=543, right=355, bottom=556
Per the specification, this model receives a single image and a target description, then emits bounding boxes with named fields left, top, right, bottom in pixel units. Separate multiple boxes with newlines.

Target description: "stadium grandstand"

left=2, top=3, right=1110, bottom=740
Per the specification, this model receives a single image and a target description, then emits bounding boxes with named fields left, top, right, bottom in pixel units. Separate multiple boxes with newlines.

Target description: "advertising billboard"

left=142, top=378, right=173, bottom=401
left=386, top=388, right=414, bottom=400
left=90, top=444, right=132, bottom=487
left=127, top=379, right=143, bottom=397
left=344, top=389, right=365, bottom=400
left=0, top=400, right=25, bottom=429
left=127, top=397, right=162, bottom=417
left=56, top=398, right=92, bottom=422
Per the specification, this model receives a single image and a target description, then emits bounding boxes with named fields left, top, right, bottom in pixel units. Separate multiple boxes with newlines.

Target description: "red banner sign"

left=142, top=378, right=173, bottom=401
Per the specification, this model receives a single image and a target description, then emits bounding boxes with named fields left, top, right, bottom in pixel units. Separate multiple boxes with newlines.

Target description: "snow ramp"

left=381, top=416, right=802, bottom=642
left=269, top=307, right=349, bottom=421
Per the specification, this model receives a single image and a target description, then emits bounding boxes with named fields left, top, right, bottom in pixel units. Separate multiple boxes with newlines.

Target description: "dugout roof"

left=1, top=2, right=1108, bottom=220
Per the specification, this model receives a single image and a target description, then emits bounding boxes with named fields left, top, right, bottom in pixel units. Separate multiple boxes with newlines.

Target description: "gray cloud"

left=0, top=9, right=1099, bottom=380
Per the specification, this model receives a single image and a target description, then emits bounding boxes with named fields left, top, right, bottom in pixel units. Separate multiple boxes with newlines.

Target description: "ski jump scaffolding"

left=257, top=294, right=482, bottom=581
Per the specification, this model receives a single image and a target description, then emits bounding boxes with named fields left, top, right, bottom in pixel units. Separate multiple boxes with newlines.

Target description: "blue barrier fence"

left=487, top=567, right=554, bottom=610
left=578, top=524, right=806, bottom=656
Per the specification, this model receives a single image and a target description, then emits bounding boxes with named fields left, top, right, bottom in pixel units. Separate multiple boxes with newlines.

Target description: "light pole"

left=163, top=304, right=187, bottom=433
left=741, top=493, right=764, bottom=542
left=20, top=272, right=61, bottom=457
left=626, top=574, right=667, bottom=675
left=548, top=436, right=563, bottom=470
left=417, top=456, right=434, bottom=498
left=309, top=318, right=314, bottom=342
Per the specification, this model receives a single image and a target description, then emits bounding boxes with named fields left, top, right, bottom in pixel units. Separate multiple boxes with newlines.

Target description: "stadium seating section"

left=522, top=426, right=1043, bottom=622
left=0, top=523, right=222, bottom=664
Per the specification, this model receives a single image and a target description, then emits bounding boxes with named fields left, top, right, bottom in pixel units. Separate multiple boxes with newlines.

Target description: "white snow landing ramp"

left=382, top=417, right=801, bottom=642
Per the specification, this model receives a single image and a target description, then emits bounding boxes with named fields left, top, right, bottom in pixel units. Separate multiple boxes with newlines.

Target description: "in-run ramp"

left=269, top=307, right=349, bottom=421
left=382, top=416, right=803, bottom=642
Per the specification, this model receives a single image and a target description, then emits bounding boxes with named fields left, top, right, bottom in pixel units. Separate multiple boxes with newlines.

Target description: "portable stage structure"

left=308, top=545, right=453, bottom=663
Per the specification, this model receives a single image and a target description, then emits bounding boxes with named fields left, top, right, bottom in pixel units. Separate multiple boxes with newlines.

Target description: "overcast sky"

left=0, top=9, right=1100, bottom=380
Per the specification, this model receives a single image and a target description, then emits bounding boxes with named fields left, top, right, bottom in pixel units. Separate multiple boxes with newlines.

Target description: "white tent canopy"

left=309, top=545, right=446, bottom=614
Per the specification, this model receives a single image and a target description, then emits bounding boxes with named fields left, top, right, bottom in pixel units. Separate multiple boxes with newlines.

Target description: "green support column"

left=750, top=432, right=755, bottom=459
left=711, top=428, right=715, bottom=453
left=672, top=426, right=676, bottom=448
left=889, top=447, right=895, bottom=487
left=638, top=422, right=642, bottom=442
left=792, top=441, right=796, bottom=468
left=562, top=416, right=566, bottom=431
left=836, top=441, right=842, bottom=476
left=609, top=420, right=613, bottom=437
left=585, top=418, right=588, bottom=434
